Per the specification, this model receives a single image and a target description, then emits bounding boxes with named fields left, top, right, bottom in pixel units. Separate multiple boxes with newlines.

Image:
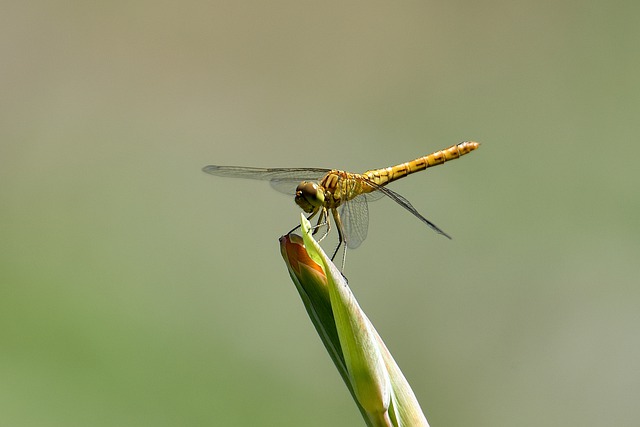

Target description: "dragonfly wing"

left=361, top=190, right=385, bottom=202
left=339, top=192, right=369, bottom=250
left=202, top=165, right=330, bottom=195
left=202, top=165, right=328, bottom=180
left=269, top=179, right=304, bottom=195
left=360, top=177, right=452, bottom=239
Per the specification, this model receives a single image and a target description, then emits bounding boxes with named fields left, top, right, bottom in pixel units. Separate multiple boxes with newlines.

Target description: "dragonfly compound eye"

left=295, top=181, right=325, bottom=213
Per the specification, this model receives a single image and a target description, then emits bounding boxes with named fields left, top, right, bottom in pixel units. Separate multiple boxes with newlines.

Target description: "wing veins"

left=356, top=176, right=452, bottom=239
left=202, top=165, right=329, bottom=181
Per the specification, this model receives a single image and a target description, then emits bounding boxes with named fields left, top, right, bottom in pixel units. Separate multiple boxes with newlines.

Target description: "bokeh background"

left=2, top=1, right=639, bottom=426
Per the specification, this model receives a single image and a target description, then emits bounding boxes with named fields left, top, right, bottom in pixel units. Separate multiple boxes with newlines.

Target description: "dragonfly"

left=203, top=141, right=480, bottom=268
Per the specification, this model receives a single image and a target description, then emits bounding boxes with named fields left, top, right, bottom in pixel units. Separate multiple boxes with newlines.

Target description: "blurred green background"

left=2, top=1, right=639, bottom=426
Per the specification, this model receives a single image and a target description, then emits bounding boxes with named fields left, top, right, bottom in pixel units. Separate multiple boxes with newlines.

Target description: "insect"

left=203, top=141, right=480, bottom=268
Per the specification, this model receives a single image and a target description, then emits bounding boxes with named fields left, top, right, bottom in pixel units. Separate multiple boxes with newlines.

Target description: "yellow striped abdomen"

left=363, top=141, right=480, bottom=188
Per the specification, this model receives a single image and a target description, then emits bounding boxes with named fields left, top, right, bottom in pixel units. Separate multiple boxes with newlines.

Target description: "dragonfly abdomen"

left=363, top=141, right=480, bottom=186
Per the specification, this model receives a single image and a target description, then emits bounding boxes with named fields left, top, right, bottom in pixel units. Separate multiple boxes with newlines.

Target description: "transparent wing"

left=269, top=179, right=305, bottom=195
left=339, top=194, right=369, bottom=249
left=359, top=176, right=452, bottom=239
left=202, top=165, right=329, bottom=195
left=361, top=190, right=385, bottom=202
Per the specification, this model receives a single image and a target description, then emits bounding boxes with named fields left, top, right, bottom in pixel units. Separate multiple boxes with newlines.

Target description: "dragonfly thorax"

left=295, top=181, right=325, bottom=213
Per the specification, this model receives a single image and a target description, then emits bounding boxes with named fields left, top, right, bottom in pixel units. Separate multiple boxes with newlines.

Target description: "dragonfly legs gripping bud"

left=285, top=209, right=348, bottom=271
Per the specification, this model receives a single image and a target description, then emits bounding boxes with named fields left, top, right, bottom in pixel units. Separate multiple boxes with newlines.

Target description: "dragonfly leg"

left=311, top=209, right=325, bottom=235
left=286, top=223, right=301, bottom=235
left=330, top=208, right=348, bottom=270
left=286, top=211, right=318, bottom=235
left=315, top=209, right=331, bottom=242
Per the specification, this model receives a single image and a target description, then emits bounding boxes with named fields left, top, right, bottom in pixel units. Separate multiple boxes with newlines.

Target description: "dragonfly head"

left=295, top=181, right=325, bottom=213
